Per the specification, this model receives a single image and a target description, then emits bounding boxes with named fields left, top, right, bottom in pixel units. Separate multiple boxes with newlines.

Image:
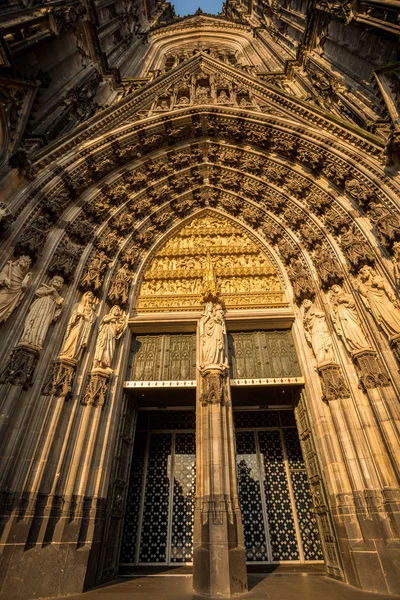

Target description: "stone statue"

left=199, top=302, right=227, bottom=367
left=0, top=255, right=32, bottom=323
left=108, top=264, right=132, bottom=305
left=59, top=292, right=96, bottom=361
left=302, top=299, right=335, bottom=365
left=81, top=251, right=108, bottom=290
left=393, top=241, right=400, bottom=291
left=93, top=305, right=127, bottom=371
left=330, top=284, right=370, bottom=354
left=358, top=265, right=400, bottom=339
left=19, top=276, right=64, bottom=350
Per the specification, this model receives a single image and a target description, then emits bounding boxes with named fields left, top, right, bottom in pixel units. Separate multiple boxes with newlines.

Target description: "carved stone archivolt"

left=137, top=212, right=287, bottom=313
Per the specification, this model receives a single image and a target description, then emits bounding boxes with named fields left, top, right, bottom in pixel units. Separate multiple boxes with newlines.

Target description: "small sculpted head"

left=359, top=265, right=372, bottom=281
left=18, top=255, right=32, bottom=270
left=302, top=299, right=312, bottom=311
left=83, top=291, right=95, bottom=306
left=51, top=276, right=64, bottom=290
left=110, top=305, right=122, bottom=316
left=330, top=284, right=342, bottom=296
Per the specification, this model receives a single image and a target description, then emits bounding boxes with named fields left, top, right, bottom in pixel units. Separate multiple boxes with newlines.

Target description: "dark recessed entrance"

left=119, top=393, right=323, bottom=568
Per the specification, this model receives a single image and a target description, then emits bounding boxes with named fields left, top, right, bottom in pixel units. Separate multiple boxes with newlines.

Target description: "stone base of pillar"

left=0, top=343, right=40, bottom=388
left=193, top=503, right=248, bottom=597
left=194, top=360, right=248, bottom=597
left=82, top=367, right=111, bottom=408
left=42, top=357, right=77, bottom=398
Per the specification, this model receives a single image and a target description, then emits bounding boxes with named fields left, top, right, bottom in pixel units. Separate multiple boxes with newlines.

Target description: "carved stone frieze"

left=344, top=178, right=374, bottom=207
left=367, top=202, right=400, bottom=248
left=352, top=350, right=390, bottom=391
left=322, top=161, right=348, bottom=187
left=0, top=345, right=40, bottom=389
left=313, top=247, right=343, bottom=288
left=81, top=252, right=109, bottom=291
left=42, top=358, right=76, bottom=399
left=296, top=146, right=324, bottom=170
left=339, top=225, right=374, bottom=270
left=108, top=265, right=132, bottom=306
left=317, top=363, right=350, bottom=402
left=200, top=366, right=227, bottom=406
left=96, top=232, right=121, bottom=256
left=15, top=215, right=52, bottom=258
left=48, top=239, right=82, bottom=281
left=67, top=216, right=95, bottom=245
left=287, top=259, right=315, bottom=303
left=82, top=368, right=110, bottom=408
left=324, top=208, right=349, bottom=234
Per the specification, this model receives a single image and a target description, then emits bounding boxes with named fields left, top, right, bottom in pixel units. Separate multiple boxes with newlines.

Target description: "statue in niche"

left=19, top=275, right=64, bottom=350
left=59, top=292, right=96, bottom=361
left=154, top=98, right=170, bottom=112
left=0, top=255, right=32, bottom=323
left=302, top=299, right=335, bottom=365
left=199, top=302, right=228, bottom=368
left=358, top=265, right=400, bottom=338
left=330, top=284, right=370, bottom=354
left=93, top=305, right=127, bottom=371
left=108, top=264, right=132, bottom=305
left=217, top=90, right=232, bottom=105
left=177, top=95, right=190, bottom=106
left=195, top=86, right=210, bottom=104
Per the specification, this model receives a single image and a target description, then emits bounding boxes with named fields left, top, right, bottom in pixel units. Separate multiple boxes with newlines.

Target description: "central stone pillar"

left=193, top=353, right=248, bottom=596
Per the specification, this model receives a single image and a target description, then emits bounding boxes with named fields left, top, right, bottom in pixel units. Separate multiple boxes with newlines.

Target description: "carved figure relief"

left=108, top=264, right=132, bottom=305
left=330, top=284, right=370, bottom=354
left=81, top=251, right=109, bottom=290
left=0, top=256, right=32, bottom=323
left=59, top=292, right=96, bottom=361
left=93, top=306, right=127, bottom=371
left=137, top=213, right=286, bottom=313
left=302, top=299, right=335, bottom=365
left=19, top=276, right=64, bottom=351
left=358, top=265, right=400, bottom=339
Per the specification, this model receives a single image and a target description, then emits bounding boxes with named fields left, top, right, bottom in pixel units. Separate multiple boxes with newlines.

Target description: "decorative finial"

left=202, top=251, right=220, bottom=303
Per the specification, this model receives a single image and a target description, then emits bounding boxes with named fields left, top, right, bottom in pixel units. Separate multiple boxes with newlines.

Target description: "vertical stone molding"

left=194, top=362, right=247, bottom=597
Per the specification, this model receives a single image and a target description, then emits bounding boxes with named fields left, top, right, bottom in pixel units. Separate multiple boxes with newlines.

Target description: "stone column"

left=193, top=358, right=247, bottom=597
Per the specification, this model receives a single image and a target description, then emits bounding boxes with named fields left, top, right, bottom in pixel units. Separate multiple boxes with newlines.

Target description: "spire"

left=202, top=251, right=220, bottom=303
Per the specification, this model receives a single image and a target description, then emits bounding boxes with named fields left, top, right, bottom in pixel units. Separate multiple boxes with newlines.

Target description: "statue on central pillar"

left=193, top=254, right=248, bottom=598
left=199, top=301, right=228, bottom=368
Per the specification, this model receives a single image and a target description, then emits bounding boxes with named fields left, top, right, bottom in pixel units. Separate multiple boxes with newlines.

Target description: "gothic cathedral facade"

left=0, top=0, right=400, bottom=598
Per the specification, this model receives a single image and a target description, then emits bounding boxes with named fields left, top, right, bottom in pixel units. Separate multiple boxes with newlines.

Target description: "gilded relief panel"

left=137, top=213, right=287, bottom=313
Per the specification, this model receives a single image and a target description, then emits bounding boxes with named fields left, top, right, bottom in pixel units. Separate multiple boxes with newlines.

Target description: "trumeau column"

left=193, top=280, right=247, bottom=596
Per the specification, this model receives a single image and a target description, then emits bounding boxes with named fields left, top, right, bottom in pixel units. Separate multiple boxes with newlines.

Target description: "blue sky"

left=173, top=0, right=223, bottom=16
